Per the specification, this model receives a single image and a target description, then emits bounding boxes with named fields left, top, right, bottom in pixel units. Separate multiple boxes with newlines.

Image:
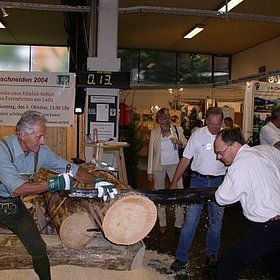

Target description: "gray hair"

left=16, top=110, right=47, bottom=135
left=206, top=107, right=224, bottom=119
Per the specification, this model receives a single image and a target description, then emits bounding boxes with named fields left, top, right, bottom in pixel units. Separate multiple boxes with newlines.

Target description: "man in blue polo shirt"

left=0, top=110, right=116, bottom=280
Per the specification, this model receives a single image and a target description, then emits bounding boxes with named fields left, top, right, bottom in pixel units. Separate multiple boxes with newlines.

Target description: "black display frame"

left=76, top=71, right=130, bottom=89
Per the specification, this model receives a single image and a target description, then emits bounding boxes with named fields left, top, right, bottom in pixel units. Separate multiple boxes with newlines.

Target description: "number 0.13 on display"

left=76, top=71, right=130, bottom=89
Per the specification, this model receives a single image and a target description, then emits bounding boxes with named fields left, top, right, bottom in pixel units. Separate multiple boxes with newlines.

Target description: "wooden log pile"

left=28, top=165, right=157, bottom=249
left=0, top=163, right=156, bottom=271
left=0, top=233, right=145, bottom=270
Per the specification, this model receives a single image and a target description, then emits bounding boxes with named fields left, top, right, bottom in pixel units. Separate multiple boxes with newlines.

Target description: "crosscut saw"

left=67, top=187, right=217, bottom=205
left=65, top=163, right=218, bottom=204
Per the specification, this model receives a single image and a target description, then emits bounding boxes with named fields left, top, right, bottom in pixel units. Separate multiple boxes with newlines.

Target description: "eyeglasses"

left=216, top=144, right=232, bottom=156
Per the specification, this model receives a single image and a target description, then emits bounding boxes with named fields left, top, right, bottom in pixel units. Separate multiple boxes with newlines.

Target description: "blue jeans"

left=175, top=173, right=224, bottom=262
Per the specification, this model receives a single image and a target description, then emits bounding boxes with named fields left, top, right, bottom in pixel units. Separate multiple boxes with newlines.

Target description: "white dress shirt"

left=259, top=121, right=280, bottom=146
left=215, top=144, right=280, bottom=222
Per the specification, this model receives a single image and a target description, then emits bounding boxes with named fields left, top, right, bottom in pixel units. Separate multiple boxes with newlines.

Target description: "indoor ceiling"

left=0, top=0, right=280, bottom=55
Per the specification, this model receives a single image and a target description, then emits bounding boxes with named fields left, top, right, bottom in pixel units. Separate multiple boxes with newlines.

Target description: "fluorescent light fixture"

left=218, top=0, right=244, bottom=13
left=184, top=25, right=205, bottom=39
left=0, top=21, right=5, bottom=29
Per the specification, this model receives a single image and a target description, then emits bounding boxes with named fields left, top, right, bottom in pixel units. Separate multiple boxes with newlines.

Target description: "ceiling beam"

left=1, top=2, right=280, bottom=23
left=0, top=1, right=90, bottom=12
left=119, top=6, right=280, bottom=24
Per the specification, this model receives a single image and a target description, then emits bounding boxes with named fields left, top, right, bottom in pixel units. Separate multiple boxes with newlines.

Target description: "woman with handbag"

left=147, top=108, right=187, bottom=234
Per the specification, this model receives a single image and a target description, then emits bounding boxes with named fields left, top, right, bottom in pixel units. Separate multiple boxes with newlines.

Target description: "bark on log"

left=0, top=233, right=145, bottom=271
left=33, top=167, right=157, bottom=249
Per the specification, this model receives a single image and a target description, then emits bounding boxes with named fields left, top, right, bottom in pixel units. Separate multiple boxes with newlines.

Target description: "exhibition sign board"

left=0, top=71, right=75, bottom=127
left=243, top=81, right=280, bottom=143
left=85, top=89, right=119, bottom=142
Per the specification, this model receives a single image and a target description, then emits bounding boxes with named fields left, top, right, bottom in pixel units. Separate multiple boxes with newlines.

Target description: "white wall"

left=232, top=36, right=280, bottom=79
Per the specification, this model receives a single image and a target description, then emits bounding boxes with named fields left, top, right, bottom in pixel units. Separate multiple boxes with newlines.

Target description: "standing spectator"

left=170, top=107, right=227, bottom=271
left=147, top=108, right=187, bottom=234
left=214, top=127, right=280, bottom=280
left=191, top=119, right=204, bottom=134
left=224, top=117, right=238, bottom=128
left=259, top=106, right=280, bottom=149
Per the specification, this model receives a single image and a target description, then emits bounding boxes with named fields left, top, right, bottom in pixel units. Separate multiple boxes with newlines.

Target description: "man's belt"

left=192, top=171, right=224, bottom=180
left=0, top=196, right=20, bottom=203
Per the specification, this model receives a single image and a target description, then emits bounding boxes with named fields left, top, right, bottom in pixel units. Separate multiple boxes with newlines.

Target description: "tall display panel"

left=243, top=81, right=280, bottom=144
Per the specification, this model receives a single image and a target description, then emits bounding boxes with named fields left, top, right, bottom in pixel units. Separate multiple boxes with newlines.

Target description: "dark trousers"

left=217, top=220, right=280, bottom=280
left=0, top=198, right=51, bottom=280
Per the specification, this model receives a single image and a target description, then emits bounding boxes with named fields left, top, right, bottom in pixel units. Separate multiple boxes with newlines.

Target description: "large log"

left=33, top=167, right=157, bottom=249
left=0, top=233, right=145, bottom=271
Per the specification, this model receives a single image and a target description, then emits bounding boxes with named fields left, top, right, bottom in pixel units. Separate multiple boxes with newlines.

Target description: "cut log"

left=0, top=233, right=145, bottom=271
left=84, top=192, right=157, bottom=245
left=45, top=193, right=99, bottom=249
left=33, top=167, right=157, bottom=249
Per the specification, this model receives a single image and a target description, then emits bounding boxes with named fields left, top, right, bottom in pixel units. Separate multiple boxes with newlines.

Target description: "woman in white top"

left=147, top=108, right=187, bottom=234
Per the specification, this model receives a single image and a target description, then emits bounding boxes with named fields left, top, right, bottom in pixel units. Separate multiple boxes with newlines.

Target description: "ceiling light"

left=0, top=21, right=5, bottom=29
left=218, top=0, right=244, bottom=13
left=1, top=7, right=9, bottom=18
left=184, top=25, right=205, bottom=39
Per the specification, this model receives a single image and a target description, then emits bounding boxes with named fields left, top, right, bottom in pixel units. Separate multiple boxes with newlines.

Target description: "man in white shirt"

left=170, top=107, right=227, bottom=271
left=214, top=127, right=280, bottom=280
left=259, top=106, right=280, bottom=148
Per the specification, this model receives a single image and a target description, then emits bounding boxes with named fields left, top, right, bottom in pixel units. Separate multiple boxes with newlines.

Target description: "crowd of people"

left=147, top=106, right=280, bottom=279
left=1, top=107, right=280, bottom=280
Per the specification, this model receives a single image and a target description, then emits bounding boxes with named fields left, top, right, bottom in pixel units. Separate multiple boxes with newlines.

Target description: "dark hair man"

left=214, top=127, right=280, bottom=279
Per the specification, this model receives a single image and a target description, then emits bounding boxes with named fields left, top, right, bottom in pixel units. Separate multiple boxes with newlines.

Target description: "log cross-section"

left=34, top=167, right=157, bottom=249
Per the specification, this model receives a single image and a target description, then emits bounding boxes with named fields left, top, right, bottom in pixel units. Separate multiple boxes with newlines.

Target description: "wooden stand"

left=85, top=142, right=129, bottom=185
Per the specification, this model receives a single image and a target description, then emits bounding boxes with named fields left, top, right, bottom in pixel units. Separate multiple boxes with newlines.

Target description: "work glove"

left=93, top=177, right=118, bottom=201
left=47, top=173, right=73, bottom=193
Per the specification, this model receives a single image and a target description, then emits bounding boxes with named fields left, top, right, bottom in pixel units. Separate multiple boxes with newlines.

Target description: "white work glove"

left=94, top=177, right=118, bottom=201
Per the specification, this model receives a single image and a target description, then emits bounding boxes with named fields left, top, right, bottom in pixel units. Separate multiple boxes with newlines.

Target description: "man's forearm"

left=12, top=181, right=48, bottom=197
left=171, top=158, right=190, bottom=185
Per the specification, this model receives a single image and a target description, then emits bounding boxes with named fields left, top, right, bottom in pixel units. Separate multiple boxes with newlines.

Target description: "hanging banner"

left=243, top=81, right=280, bottom=143
left=0, top=71, right=75, bottom=127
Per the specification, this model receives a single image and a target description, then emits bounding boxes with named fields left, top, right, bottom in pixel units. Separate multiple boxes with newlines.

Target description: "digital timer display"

left=76, top=71, right=130, bottom=89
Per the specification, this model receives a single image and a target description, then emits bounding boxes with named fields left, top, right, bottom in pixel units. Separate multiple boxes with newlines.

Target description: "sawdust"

left=0, top=250, right=177, bottom=280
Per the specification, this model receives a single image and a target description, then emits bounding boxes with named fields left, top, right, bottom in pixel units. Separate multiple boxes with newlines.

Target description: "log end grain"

left=59, top=212, right=97, bottom=249
left=102, top=195, right=157, bottom=245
